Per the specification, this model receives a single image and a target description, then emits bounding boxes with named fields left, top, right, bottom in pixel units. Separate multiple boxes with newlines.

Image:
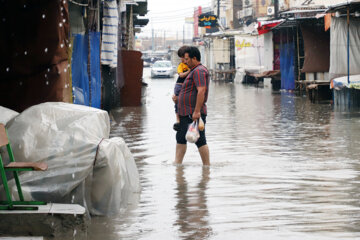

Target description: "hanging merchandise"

left=72, top=34, right=90, bottom=106
left=90, top=32, right=101, bottom=108
left=101, top=0, right=119, bottom=68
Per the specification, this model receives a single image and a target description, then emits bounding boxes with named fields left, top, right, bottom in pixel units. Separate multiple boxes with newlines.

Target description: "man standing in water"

left=174, top=46, right=210, bottom=165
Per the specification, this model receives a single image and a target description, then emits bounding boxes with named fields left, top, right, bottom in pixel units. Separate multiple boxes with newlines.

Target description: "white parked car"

left=151, top=60, right=174, bottom=78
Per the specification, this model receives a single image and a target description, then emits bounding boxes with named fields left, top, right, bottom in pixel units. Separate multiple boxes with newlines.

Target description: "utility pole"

left=274, top=0, right=279, bottom=18
left=183, top=24, right=185, bottom=44
left=163, top=30, right=166, bottom=50
left=217, top=0, right=220, bottom=19
left=152, top=28, right=154, bottom=52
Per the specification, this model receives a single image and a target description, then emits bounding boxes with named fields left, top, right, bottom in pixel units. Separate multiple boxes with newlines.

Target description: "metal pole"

left=97, top=0, right=100, bottom=31
left=152, top=28, right=154, bottom=52
left=164, top=30, right=166, bottom=49
left=217, top=0, right=220, bottom=19
left=347, top=7, right=350, bottom=84
left=274, top=0, right=279, bottom=18
left=183, top=24, right=185, bottom=44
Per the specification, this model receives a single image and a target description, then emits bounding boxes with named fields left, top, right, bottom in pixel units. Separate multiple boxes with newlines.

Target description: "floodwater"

left=88, top=68, right=360, bottom=240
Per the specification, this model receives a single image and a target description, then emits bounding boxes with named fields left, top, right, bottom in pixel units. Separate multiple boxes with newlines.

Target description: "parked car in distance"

left=151, top=60, right=174, bottom=78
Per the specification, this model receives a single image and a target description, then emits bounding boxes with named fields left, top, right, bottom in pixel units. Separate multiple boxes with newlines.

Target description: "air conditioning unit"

left=243, top=7, right=253, bottom=17
left=267, top=6, right=275, bottom=16
left=243, top=0, right=252, bottom=8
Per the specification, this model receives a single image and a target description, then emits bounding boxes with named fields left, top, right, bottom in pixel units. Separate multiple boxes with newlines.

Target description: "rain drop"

left=64, top=68, right=67, bottom=72
left=46, top=81, right=49, bottom=85
left=24, top=51, right=27, bottom=55
left=44, top=48, right=48, bottom=53
left=47, top=68, right=50, bottom=72
left=61, top=7, right=63, bottom=11
left=60, top=43, right=64, bottom=48
left=73, top=229, right=77, bottom=237
left=45, top=74, right=48, bottom=78
left=51, top=222, right=54, bottom=227
left=24, top=4, right=26, bottom=8
left=42, top=14, right=46, bottom=19
left=72, top=173, right=75, bottom=179
left=65, top=84, right=68, bottom=88
left=71, top=195, right=75, bottom=203
left=59, top=23, right=63, bottom=27
left=72, top=87, right=75, bottom=91
left=63, top=19, right=66, bottom=23
left=69, top=43, right=72, bottom=47
left=6, top=67, right=9, bottom=72
left=19, top=81, right=23, bottom=86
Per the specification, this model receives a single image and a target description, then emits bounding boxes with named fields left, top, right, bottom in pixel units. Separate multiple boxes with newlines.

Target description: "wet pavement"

left=87, top=68, right=360, bottom=240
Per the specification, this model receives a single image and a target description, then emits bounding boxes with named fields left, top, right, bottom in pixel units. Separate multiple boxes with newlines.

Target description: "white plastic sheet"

left=329, top=17, right=360, bottom=80
left=235, top=34, right=266, bottom=74
left=0, top=106, right=19, bottom=125
left=1, top=102, right=140, bottom=216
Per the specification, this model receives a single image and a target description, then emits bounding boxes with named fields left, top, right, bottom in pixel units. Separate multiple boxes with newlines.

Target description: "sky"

left=137, top=0, right=212, bottom=39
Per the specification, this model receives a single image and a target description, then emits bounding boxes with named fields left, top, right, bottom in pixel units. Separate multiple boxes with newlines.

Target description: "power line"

left=150, top=14, right=195, bottom=20
left=148, top=5, right=211, bottom=14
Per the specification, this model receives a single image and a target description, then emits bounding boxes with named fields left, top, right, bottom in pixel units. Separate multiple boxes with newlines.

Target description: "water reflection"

left=174, top=166, right=212, bottom=239
left=84, top=68, right=360, bottom=240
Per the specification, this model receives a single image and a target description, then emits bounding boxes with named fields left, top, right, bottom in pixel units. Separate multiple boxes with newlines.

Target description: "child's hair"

left=177, top=46, right=189, bottom=58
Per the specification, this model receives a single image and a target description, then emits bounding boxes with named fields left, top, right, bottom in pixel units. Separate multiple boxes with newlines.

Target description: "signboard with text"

left=198, top=14, right=218, bottom=28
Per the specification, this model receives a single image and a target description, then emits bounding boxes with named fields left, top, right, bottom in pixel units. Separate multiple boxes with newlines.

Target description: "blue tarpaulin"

left=89, top=32, right=101, bottom=108
left=280, top=42, right=295, bottom=90
left=71, top=33, right=101, bottom=108
left=72, top=34, right=90, bottom=106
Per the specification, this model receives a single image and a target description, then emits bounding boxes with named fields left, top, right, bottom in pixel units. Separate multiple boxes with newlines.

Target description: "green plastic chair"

left=0, top=123, right=47, bottom=210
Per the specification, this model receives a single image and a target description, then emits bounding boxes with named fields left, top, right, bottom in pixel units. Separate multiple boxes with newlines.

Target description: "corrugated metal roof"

left=326, top=0, right=360, bottom=13
left=281, top=9, right=326, bottom=14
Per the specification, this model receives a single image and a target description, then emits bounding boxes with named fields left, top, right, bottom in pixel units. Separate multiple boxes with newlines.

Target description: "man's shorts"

left=176, top=114, right=207, bottom=148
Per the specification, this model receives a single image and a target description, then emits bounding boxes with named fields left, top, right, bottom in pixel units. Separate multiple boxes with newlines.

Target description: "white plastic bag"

left=185, top=121, right=200, bottom=143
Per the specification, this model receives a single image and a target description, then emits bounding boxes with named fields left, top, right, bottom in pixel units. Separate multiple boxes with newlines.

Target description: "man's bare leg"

left=198, top=144, right=210, bottom=166
left=175, top=144, right=187, bottom=164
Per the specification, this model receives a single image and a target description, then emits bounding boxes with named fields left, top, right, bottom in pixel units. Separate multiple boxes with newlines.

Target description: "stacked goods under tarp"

left=329, top=17, right=360, bottom=109
left=0, top=1, right=71, bottom=112
left=0, top=106, right=18, bottom=125
left=1, top=102, right=140, bottom=216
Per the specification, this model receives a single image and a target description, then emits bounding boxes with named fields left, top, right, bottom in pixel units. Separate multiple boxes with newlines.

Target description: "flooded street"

left=88, top=68, right=360, bottom=240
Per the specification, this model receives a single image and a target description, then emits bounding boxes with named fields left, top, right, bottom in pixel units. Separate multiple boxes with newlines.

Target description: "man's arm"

left=192, top=86, right=206, bottom=120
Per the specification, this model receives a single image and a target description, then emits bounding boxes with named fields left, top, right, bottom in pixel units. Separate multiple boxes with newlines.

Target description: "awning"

left=326, top=0, right=360, bottom=14
left=134, top=17, right=149, bottom=27
left=257, top=20, right=284, bottom=35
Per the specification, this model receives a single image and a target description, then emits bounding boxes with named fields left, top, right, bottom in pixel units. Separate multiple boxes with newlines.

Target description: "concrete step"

left=0, top=203, right=87, bottom=239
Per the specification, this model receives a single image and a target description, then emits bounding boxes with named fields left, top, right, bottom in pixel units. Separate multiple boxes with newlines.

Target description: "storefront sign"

left=198, top=14, right=217, bottom=28
left=235, top=39, right=253, bottom=50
